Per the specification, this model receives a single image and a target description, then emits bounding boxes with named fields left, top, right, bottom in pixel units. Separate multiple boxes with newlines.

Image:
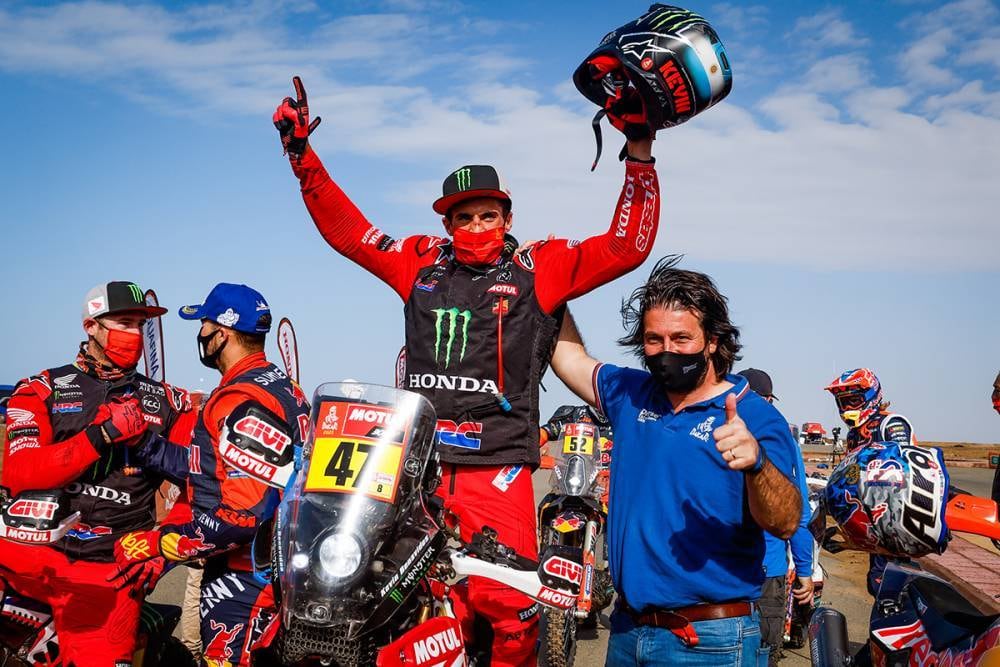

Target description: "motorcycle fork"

left=576, top=520, right=599, bottom=619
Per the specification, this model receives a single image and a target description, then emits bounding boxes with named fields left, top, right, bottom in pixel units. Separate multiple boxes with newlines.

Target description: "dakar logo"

left=120, top=532, right=153, bottom=561
left=453, top=167, right=472, bottom=192
left=689, top=415, right=716, bottom=442
left=432, top=307, right=472, bottom=368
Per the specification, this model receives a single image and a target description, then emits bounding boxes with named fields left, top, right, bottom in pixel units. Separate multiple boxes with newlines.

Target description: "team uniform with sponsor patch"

left=843, top=410, right=917, bottom=597
left=289, top=147, right=659, bottom=665
left=133, top=351, right=309, bottom=666
left=0, top=362, right=195, bottom=665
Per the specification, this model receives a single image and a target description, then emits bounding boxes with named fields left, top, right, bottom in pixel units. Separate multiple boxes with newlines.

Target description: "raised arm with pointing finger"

left=274, top=73, right=660, bottom=666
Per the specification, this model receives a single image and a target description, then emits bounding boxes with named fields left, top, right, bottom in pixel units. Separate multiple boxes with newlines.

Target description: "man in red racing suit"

left=275, top=77, right=659, bottom=665
left=0, top=281, right=196, bottom=666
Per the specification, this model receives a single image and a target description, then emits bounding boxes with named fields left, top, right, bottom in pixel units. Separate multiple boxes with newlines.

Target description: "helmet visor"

left=835, top=392, right=865, bottom=411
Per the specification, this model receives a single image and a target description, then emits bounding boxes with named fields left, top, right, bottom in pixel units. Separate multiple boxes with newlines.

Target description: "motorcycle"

left=536, top=421, right=612, bottom=667
left=245, top=381, right=585, bottom=666
left=810, top=562, right=1000, bottom=666
left=784, top=474, right=828, bottom=651
left=0, top=489, right=194, bottom=667
left=808, top=442, right=1000, bottom=666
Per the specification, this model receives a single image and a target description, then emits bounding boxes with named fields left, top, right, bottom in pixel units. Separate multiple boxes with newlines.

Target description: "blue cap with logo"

left=178, top=283, right=272, bottom=334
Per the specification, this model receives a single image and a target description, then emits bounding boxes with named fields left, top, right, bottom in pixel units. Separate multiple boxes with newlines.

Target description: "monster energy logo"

left=432, top=308, right=472, bottom=368
left=389, top=589, right=404, bottom=604
left=649, top=8, right=703, bottom=31
left=127, top=283, right=143, bottom=302
left=454, top=168, right=472, bottom=192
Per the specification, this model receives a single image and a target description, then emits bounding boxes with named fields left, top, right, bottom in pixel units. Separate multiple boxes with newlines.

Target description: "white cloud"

left=709, top=2, right=769, bottom=33
left=900, top=28, right=958, bottom=87
left=0, top=1, right=997, bottom=271
left=792, top=9, right=869, bottom=49
left=924, top=80, right=1000, bottom=116
left=801, top=54, right=871, bottom=94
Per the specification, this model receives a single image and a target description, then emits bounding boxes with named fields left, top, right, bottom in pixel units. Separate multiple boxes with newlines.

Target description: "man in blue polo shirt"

left=550, top=258, right=802, bottom=666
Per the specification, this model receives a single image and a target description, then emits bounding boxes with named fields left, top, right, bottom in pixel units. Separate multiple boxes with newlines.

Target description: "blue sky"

left=1, top=1, right=998, bottom=442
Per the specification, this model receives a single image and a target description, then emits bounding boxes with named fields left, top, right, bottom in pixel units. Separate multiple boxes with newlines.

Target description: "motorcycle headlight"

left=317, top=533, right=363, bottom=579
left=565, top=456, right=589, bottom=496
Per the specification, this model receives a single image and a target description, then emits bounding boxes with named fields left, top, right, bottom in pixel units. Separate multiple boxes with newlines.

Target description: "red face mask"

left=98, top=323, right=144, bottom=369
left=452, top=227, right=505, bottom=265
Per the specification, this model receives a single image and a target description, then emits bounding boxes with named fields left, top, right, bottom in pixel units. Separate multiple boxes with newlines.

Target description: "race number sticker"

left=562, top=423, right=595, bottom=456
left=305, top=437, right=403, bottom=502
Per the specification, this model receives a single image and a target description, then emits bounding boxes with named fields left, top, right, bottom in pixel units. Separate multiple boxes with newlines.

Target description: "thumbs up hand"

left=713, top=393, right=762, bottom=471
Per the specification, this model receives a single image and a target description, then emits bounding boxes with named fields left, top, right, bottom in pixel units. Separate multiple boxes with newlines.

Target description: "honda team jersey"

left=2, top=364, right=196, bottom=561
left=291, top=148, right=660, bottom=467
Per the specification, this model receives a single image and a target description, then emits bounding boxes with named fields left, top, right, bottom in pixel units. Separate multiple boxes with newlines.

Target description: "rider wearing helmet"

left=825, top=368, right=914, bottom=451
left=0, top=282, right=197, bottom=666
left=825, top=368, right=916, bottom=596
left=274, top=75, right=659, bottom=664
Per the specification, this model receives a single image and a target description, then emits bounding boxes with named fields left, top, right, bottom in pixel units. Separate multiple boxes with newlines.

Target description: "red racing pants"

left=436, top=463, right=539, bottom=667
left=0, top=540, right=142, bottom=666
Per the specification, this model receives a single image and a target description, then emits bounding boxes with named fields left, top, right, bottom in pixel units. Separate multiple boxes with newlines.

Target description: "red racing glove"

left=107, top=555, right=166, bottom=598
left=273, top=75, right=322, bottom=159
left=96, top=395, right=148, bottom=445
left=586, top=55, right=652, bottom=141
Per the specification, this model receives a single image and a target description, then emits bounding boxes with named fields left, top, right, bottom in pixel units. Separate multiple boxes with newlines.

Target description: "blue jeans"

left=606, top=608, right=768, bottom=666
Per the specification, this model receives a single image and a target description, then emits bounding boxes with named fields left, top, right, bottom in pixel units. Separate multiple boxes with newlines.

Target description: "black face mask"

left=198, top=329, right=226, bottom=370
left=645, top=348, right=708, bottom=392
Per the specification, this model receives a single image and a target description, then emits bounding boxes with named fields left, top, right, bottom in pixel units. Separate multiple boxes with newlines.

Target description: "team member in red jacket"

left=0, top=281, right=196, bottom=666
left=111, top=283, right=309, bottom=667
left=274, top=77, right=659, bottom=665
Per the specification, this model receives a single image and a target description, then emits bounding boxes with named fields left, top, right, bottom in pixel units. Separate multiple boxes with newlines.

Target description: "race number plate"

left=305, top=437, right=403, bottom=502
left=562, top=423, right=596, bottom=456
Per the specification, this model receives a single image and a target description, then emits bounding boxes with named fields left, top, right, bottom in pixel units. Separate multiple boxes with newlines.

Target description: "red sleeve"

left=165, top=394, right=198, bottom=446
left=531, top=160, right=660, bottom=314
left=291, top=148, right=443, bottom=302
left=2, top=379, right=101, bottom=495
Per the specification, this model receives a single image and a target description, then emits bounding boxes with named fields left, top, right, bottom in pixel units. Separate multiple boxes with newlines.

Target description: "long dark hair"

left=618, top=255, right=742, bottom=379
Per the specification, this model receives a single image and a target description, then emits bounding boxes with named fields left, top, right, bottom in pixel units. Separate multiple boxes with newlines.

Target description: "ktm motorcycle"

left=536, top=421, right=612, bottom=667
left=809, top=466, right=1000, bottom=665
left=0, top=489, right=194, bottom=667
left=242, top=382, right=584, bottom=666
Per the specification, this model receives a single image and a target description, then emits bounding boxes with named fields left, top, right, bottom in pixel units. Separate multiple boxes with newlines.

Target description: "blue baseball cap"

left=178, top=283, right=272, bottom=334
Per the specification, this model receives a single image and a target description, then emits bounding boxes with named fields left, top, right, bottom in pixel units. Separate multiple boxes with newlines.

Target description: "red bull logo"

left=175, top=528, right=214, bottom=558
left=205, top=620, right=243, bottom=661
left=841, top=490, right=879, bottom=548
